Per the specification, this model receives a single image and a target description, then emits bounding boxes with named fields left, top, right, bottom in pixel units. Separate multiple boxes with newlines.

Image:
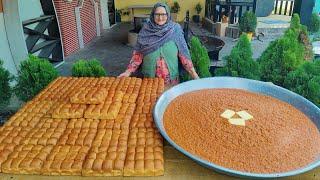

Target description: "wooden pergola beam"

left=0, top=0, right=3, bottom=13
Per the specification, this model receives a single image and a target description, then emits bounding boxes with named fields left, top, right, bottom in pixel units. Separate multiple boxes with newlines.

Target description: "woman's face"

left=154, top=7, right=168, bottom=26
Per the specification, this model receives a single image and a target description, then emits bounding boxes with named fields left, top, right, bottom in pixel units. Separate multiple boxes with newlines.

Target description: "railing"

left=273, top=0, right=295, bottom=16
left=205, top=0, right=257, bottom=24
left=22, top=15, right=63, bottom=63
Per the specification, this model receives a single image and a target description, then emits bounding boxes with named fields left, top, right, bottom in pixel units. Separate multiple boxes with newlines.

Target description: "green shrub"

left=308, top=13, right=320, bottom=33
left=299, top=26, right=314, bottom=61
left=171, top=1, right=180, bottom=13
left=72, top=59, right=106, bottom=77
left=258, top=15, right=306, bottom=86
left=180, top=36, right=211, bottom=82
left=239, top=11, right=257, bottom=33
left=290, top=13, right=301, bottom=31
left=15, top=55, right=59, bottom=102
left=284, top=61, right=320, bottom=107
left=290, top=14, right=313, bottom=61
left=0, top=60, right=13, bottom=109
left=190, top=37, right=211, bottom=78
left=215, top=34, right=260, bottom=80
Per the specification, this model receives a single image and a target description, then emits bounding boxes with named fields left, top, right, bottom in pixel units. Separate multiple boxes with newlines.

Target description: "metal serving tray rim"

left=153, top=77, right=320, bottom=179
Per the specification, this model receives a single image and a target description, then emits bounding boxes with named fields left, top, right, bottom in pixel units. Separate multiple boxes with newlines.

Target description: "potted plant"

left=239, top=11, right=257, bottom=41
left=193, top=3, right=202, bottom=23
left=170, top=1, right=180, bottom=22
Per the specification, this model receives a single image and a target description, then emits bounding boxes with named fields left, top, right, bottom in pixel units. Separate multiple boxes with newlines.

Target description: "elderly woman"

left=119, top=2, right=199, bottom=85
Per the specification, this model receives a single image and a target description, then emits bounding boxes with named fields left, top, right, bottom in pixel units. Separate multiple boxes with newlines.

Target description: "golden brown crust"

left=0, top=77, right=166, bottom=177
left=52, top=103, right=87, bottom=119
left=70, top=87, right=108, bottom=104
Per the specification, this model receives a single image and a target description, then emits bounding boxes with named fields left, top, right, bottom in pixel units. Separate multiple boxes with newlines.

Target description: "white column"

left=100, top=0, right=110, bottom=29
left=3, top=0, right=28, bottom=70
left=0, top=13, right=18, bottom=76
left=75, top=0, right=101, bottom=49
left=75, top=6, right=84, bottom=49
left=93, top=1, right=100, bottom=36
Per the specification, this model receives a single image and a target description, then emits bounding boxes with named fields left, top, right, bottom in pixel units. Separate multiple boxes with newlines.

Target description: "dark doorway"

left=108, top=0, right=116, bottom=26
left=293, top=0, right=315, bottom=26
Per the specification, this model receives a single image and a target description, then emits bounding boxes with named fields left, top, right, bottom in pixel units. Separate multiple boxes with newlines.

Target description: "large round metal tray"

left=153, top=77, right=320, bottom=179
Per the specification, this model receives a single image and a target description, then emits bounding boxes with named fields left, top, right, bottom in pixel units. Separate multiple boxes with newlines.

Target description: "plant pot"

left=192, top=15, right=200, bottom=23
left=128, top=30, right=138, bottom=47
left=171, top=13, right=178, bottom=22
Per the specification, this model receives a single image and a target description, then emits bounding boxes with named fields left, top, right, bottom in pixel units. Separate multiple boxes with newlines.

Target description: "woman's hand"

left=190, top=68, right=200, bottom=80
left=192, top=72, right=200, bottom=79
left=118, top=70, right=131, bottom=78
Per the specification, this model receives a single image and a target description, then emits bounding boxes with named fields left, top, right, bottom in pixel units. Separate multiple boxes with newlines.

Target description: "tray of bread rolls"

left=0, top=77, right=165, bottom=177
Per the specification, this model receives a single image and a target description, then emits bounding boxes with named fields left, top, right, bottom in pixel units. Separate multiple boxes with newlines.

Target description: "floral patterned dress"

left=126, top=51, right=194, bottom=85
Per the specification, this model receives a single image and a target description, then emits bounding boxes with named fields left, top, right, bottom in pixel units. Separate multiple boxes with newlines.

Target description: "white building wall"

left=3, top=0, right=28, bottom=75
left=19, top=0, right=44, bottom=22
left=0, top=13, right=18, bottom=75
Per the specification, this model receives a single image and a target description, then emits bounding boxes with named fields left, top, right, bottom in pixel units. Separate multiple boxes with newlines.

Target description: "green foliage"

left=190, top=36, right=211, bottom=78
left=195, top=3, right=202, bottom=14
left=258, top=15, right=306, bottom=86
left=308, top=13, right=320, bottom=33
left=116, top=9, right=121, bottom=17
left=299, top=26, right=314, bottom=61
left=72, top=59, right=106, bottom=77
left=117, top=9, right=130, bottom=16
left=239, top=11, right=257, bottom=33
left=215, top=34, right=260, bottom=80
left=284, top=61, right=320, bottom=107
left=181, top=36, right=211, bottom=82
left=0, top=60, right=13, bottom=110
left=289, top=14, right=313, bottom=61
left=171, top=1, right=180, bottom=13
left=290, top=13, right=301, bottom=30
left=15, top=55, right=59, bottom=102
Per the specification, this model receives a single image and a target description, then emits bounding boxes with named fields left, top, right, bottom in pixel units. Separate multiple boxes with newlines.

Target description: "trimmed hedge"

left=15, top=55, right=58, bottom=102
left=258, top=14, right=306, bottom=86
left=181, top=36, right=211, bottom=82
left=239, top=11, right=257, bottom=33
left=284, top=61, right=320, bottom=107
left=72, top=59, right=106, bottom=77
left=215, top=34, right=260, bottom=80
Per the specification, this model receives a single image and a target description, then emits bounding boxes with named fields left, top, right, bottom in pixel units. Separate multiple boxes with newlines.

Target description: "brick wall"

left=53, top=0, right=102, bottom=57
left=80, top=0, right=96, bottom=44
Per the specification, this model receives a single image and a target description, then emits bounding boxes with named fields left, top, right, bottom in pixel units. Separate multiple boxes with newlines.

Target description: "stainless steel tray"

left=153, top=77, right=320, bottom=179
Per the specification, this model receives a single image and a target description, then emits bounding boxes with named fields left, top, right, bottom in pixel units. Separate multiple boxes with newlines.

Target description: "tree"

left=215, top=34, right=260, bottom=80
left=258, top=14, right=307, bottom=86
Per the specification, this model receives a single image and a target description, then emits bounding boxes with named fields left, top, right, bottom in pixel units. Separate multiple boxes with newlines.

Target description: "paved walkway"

left=57, top=21, right=287, bottom=76
left=58, top=23, right=134, bottom=77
